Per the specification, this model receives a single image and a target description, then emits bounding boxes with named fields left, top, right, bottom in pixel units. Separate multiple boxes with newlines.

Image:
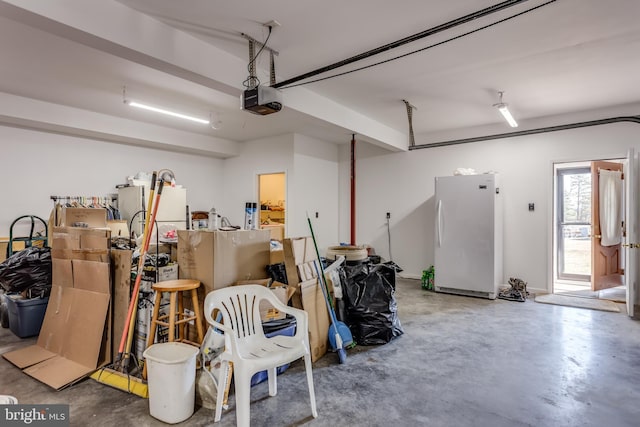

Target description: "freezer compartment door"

left=434, top=175, right=497, bottom=298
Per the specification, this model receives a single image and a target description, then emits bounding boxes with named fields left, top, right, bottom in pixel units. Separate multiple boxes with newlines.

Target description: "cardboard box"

left=178, top=229, right=271, bottom=341
left=3, top=228, right=111, bottom=390
left=283, top=237, right=317, bottom=309
left=300, top=279, right=330, bottom=363
left=270, top=249, right=285, bottom=264
left=261, top=224, right=284, bottom=241
left=60, top=208, right=108, bottom=229
left=283, top=237, right=330, bottom=362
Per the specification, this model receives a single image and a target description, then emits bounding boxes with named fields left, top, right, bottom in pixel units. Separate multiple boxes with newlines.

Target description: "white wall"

left=221, top=133, right=340, bottom=252
left=221, top=134, right=294, bottom=229
left=344, top=122, right=640, bottom=294
left=0, top=126, right=223, bottom=235
left=291, top=134, right=339, bottom=252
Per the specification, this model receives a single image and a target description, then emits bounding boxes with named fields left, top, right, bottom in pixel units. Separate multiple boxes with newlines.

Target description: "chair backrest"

left=204, top=285, right=277, bottom=342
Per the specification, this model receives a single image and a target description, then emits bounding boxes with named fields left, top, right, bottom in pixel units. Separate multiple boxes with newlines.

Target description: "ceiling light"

left=122, top=86, right=210, bottom=125
left=493, top=91, right=518, bottom=128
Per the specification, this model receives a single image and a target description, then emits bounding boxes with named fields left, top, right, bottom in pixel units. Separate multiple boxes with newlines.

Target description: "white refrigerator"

left=434, top=174, right=503, bottom=299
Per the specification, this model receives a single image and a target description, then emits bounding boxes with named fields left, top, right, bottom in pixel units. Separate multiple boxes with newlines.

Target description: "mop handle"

left=124, top=179, right=165, bottom=361
left=117, top=172, right=157, bottom=355
left=306, top=215, right=335, bottom=308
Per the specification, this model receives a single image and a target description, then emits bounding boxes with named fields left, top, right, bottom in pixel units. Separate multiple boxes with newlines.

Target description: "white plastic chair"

left=204, top=284, right=318, bottom=426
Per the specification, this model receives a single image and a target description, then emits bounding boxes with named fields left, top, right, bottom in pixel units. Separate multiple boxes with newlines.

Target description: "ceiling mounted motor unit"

left=241, top=86, right=283, bottom=115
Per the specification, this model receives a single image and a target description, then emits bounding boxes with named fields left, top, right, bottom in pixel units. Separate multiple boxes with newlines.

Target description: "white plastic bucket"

left=143, top=342, right=199, bottom=424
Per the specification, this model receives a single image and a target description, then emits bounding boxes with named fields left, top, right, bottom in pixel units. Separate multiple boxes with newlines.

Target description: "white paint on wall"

left=343, top=122, right=640, bottom=294
left=221, top=134, right=294, bottom=230
left=0, top=126, right=223, bottom=235
left=291, top=134, right=339, bottom=253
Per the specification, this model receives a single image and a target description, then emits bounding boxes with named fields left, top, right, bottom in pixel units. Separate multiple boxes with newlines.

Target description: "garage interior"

left=1, top=1, right=640, bottom=426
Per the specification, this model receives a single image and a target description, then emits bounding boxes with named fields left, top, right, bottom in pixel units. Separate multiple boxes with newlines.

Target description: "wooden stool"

left=147, top=279, right=204, bottom=347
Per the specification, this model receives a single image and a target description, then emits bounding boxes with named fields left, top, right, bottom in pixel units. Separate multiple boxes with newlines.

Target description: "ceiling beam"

left=0, top=0, right=408, bottom=151
left=0, top=92, right=239, bottom=158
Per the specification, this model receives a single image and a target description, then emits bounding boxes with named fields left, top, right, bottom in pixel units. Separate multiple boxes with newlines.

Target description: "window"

left=556, top=167, right=591, bottom=281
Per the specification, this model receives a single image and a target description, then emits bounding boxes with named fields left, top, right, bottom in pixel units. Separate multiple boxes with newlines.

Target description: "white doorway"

left=552, top=159, right=627, bottom=304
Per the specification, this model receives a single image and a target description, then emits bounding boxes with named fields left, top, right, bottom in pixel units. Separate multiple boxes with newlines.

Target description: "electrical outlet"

left=386, top=212, right=391, bottom=219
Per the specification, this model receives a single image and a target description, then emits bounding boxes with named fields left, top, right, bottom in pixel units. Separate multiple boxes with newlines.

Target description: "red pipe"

left=350, top=134, right=356, bottom=245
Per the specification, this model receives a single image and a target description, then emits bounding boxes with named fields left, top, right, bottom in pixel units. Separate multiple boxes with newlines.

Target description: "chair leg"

left=304, top=354, right=318, bottom=418
left=214, top=361, right=229, bottom=423
left=233, top=370, right=251, bottom=427
left=267, top=367, right=277, bottom=396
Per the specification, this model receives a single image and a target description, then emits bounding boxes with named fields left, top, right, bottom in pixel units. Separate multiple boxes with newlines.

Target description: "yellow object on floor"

left=90, top=368, right=149, bottom=398
left=535, top=293, right=621, bottom=312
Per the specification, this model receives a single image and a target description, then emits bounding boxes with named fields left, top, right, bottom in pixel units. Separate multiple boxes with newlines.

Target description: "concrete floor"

left=2, top=278, right=640, bottom=426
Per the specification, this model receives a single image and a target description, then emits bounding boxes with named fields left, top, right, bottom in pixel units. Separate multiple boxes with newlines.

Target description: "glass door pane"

left=557, top=168, right=591, bottom=281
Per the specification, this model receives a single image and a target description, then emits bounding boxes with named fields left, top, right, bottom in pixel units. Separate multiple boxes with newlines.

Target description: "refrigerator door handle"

left=437, top=199, right=443, bottom=247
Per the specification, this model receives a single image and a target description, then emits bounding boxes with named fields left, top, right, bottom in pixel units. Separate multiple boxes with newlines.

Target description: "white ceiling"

left=1, top=0, right=640, bottom=155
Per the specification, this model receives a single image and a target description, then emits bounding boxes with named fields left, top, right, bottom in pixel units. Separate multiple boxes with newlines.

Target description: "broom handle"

left=306, top=215, right=335, bottom=309
left=123, top=180, right=164, bottom=363
left=124, top=176, right=163, bottom=366
left=117, top=172, right=157, bottom=356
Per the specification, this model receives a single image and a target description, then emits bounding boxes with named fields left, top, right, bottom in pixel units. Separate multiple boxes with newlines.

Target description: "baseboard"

left=528, top=287, right=548, bottom=296
left=634, top=304, right=640, bottom=320
left=398, top=273, right=421, bottom=280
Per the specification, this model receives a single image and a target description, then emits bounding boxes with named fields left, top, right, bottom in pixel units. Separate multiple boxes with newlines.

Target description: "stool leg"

left=191, top=288, right=204, bottom=343
left=169, top=291, right=177, bottom=342
left=178, top=291, right=185, bottom=341
left=146, top=290, right=162, bottom=349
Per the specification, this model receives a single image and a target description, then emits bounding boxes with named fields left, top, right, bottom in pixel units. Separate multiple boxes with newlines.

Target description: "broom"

left=91, top=172, right=165, bottom=397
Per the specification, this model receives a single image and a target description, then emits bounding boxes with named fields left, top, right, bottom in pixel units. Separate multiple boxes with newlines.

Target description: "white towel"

left=599, top=169, right=622, bottom=246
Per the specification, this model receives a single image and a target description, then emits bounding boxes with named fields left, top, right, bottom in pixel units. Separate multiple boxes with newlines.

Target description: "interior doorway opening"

left=258, top=172, right=286, bottom=241
left=552, top=159, right=626, bottom=302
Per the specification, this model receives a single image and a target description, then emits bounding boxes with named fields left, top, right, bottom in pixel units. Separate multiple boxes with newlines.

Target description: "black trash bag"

left=266, top=263, right=288, bottom=284
left=342, top=263, right=403, bottom=345
left=0, top=246, right=52, bottom=297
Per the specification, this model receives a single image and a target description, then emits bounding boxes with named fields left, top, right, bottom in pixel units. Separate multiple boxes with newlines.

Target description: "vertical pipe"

left=350, top=134, right=356, bottom=246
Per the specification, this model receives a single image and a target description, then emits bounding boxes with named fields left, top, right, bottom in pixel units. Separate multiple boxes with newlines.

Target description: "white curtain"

left=599, top=169, right=623, bottom=246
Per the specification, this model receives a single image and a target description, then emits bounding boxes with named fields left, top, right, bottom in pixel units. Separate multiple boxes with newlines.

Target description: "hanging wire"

left=277, top=0, right=557, bottom=89
left=243, top=26, right=273, bottom=89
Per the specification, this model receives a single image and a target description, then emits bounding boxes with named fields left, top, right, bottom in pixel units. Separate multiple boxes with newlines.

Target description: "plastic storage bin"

left=143, top=342, right=199, bottom=424
left=251, top=318, right=296, bottom=386
left=6, top=295, right=49, bottom=338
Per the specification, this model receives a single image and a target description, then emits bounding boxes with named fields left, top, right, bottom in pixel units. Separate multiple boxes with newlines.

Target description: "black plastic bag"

left=0, top=246, right=52, bottom=297
left=266, top=263, right=288, bottom=284
left=342, top=263, right=403, bottom=345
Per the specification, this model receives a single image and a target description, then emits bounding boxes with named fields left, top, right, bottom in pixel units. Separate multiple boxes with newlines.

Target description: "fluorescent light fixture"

left=122, top=86, right=210, bottom=125
left=493, top=91, right=518, bottom=128
left=127, top=101, right=210, bottom=124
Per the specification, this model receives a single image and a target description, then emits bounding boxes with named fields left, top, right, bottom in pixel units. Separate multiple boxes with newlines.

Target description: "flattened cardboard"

left=52, top=258, right=73, bottom=287
left=24, top=356, right=94, bottom=391
left=1, top=345, right=56, bottom=369
left=3, top=227, right=112, bottom=390
left=111, top=250, right=132, bottom=362
left=300, top=278, right=330, bottom=363
left=72, top=259, right=110, bottom=293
